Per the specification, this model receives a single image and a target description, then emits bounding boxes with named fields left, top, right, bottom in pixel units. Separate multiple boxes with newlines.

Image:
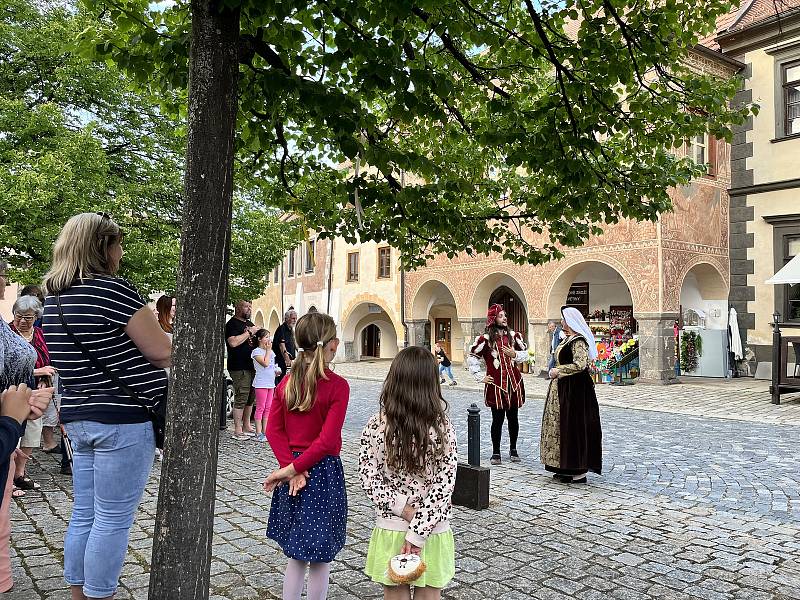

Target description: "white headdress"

left=561, top=306, right=598, bottom=360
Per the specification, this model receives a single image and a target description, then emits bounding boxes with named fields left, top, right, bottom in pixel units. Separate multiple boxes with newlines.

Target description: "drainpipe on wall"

left=399, top=170, right=408, bottom=347
left=401, top=264, right=408, bottom=347
left=327, top=237, right=334, bottom=314
left=280, top=257, right=285, bottom=317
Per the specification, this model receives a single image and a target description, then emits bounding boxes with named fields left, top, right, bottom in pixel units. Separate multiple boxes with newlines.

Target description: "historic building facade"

left=254, top=37, right=745, bottom=381
left=717, top=0, right=800, bottom=367
left=253, top=235, right=404, bottom=363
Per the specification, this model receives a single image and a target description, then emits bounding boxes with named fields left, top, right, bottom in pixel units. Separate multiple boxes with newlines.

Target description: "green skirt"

left=364, top=527, right=455, bottom=588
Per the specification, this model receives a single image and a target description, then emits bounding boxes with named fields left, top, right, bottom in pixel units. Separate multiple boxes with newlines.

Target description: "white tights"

left=282, top=558, right=331, bottom=600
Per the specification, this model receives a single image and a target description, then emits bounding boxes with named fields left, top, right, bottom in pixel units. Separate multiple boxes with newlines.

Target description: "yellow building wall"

left=252, top=283, right=283, bottom=334
left=332, top=239, right=403, bottom=359
left=747, top=189, right=800, bottom=345
left=744, top=39, right=800, bottom=347
left=747, top=46, right=800, bottom=185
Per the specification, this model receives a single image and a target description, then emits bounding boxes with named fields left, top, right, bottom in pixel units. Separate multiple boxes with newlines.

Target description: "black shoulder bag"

left=55, top=294, right=166, bottom=449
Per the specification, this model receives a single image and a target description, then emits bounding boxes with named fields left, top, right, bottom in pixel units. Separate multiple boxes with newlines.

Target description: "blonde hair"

left=285, top=312, right=337, bottom=412
left=43, top=213, right=123, bottom=295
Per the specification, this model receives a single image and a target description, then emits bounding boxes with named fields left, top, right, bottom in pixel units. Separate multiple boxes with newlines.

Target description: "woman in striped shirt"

left=42, top=213, right=172, bottom=600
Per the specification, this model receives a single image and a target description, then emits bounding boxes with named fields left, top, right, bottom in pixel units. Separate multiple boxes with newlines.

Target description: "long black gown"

left=540, top=335, right=603, bottom=475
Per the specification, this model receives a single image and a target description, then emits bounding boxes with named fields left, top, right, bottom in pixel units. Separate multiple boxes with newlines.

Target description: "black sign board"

left=566, top=282, right=590, bottom=317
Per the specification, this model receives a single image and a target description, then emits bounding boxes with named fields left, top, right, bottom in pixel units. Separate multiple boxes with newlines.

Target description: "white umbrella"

left=729, top=307, right=743, bottom=361
left=766, top=254, right=800, bottom=285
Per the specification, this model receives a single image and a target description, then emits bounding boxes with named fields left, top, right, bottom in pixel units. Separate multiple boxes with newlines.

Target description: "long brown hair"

left=285, top=312, right=337, bottom=412
left=156, top=295, right=174, bottom=333
left=380, top=346, right=449, bottom=475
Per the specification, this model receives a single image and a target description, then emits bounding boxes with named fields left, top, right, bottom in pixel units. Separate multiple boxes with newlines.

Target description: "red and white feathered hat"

left=486, top=303, right=504, bottom=328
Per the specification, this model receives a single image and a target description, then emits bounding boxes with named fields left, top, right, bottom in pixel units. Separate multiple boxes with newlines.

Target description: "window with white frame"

left=783, top=60, right=800, bottom=136
left=305, top=239, right=315, bottom=273
left=688, top=133, right=708, bottom=167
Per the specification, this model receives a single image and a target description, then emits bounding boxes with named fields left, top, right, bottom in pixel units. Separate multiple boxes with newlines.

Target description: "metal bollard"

left=467, top=403, right=481, bottom=467
left=219, top=381, right=228, bottom=430
left=452, top=403, right=490, bottom=510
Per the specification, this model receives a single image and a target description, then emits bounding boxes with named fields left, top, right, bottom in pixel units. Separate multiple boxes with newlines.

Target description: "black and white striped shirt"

left=42, top=275, right=167, bottom=424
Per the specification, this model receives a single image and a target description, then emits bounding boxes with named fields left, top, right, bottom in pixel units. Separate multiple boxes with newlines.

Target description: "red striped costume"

left=468, top=329, right=526, bottom=410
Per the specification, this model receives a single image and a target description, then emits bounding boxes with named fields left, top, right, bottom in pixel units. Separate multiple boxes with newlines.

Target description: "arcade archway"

left=341, top=300, right=401, bottom=361
left=410, top=279, right=463, bottom=361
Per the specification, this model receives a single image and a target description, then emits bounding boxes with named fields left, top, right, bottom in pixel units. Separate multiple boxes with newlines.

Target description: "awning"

left=766, top=255, right=800, bottom=285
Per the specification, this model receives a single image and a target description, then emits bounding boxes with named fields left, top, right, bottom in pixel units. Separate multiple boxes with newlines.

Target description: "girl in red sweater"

left=264, top=312, right=349, bottom=600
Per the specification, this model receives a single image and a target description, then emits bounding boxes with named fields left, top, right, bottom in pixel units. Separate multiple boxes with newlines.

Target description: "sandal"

left=11, top=486, right=26, bottom=498
left=13, top=474, right=41, bottom=491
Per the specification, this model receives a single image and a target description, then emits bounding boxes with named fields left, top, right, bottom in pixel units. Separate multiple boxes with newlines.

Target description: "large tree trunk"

left=149, top=2, right=240, bottom=598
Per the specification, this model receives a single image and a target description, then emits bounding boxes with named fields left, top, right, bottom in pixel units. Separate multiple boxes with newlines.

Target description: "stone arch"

left=677, top=260, right=729, bottom=329
left=470, top=271, right=530, bottom=324
left=352, top=315, right=398, bottom=360
left=410, top=279, right=461, bottom=321
left=254, top=310, right=265, bottom=328
left=681, top=261, right=728, bottom=300
left=268, top=309, right=281, bottom=334
left=340, top=293, right=402, bottom=340
left=409, top=278, right=465, bottom=361
left=340, top=293, right=402, bottom=361
left=544, top=257, right=638, bottom=319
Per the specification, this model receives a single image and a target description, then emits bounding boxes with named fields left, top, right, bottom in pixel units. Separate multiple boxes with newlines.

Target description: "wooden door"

left=361, top=324, right=381, bottom=358
left=435, top=318, right=452, bottom=357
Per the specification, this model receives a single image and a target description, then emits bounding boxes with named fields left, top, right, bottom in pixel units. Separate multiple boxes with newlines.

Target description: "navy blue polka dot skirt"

left=267, top=454, right=347, bottom=563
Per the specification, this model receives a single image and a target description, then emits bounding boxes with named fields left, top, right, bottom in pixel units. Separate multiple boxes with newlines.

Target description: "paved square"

left=7, top=375, right=800, bottom=599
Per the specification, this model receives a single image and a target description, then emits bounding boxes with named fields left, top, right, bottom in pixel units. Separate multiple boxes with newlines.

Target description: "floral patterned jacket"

left=359, top=412, right=458, bottom=548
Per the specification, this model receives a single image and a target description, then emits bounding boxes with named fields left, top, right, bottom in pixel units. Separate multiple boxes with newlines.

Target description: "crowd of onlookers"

left=1, top=211, right=602, bottom=600
left=1, top=213, right=172, bottom=598
left=0, top=213, right=308, bottom=598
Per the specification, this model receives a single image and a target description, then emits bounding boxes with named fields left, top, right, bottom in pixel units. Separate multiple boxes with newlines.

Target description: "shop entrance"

left=489, top=286, right=528, bottom=339
left=411, top=279, right=464, bottom=362
left=678, top=263, right=729, bottom=378
left=435, top=318, right=452, bottom=357
left=361, top=324, right=381, bottom=358
left=559, top=263, right=636, bottom=341
left=547, top=261, right=638, bottom=381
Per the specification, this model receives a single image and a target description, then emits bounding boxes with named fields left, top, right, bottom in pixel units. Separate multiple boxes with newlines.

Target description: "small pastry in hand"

left=387, top=553, right=426, bottom=584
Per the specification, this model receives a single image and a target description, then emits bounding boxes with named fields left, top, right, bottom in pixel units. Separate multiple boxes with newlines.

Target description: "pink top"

left=266, top=369, right=350, bottom=474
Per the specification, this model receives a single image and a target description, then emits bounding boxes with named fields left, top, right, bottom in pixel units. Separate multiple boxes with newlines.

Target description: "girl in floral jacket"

left=359, top=346, right=458, bottom=600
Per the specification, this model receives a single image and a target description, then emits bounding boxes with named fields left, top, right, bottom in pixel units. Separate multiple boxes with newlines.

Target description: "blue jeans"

left=439, top=364, right=454, bottom=381
left=63, top=421, right=154, bottom=598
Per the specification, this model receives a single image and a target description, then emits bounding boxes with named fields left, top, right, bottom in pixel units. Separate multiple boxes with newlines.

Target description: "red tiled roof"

left=726, top=0, right=800, bottom=32
left=698, top=0, right=800, bottom=50
left=698, top=3, right=745, bottom=50
left=563, top=1, right=800, bottom=52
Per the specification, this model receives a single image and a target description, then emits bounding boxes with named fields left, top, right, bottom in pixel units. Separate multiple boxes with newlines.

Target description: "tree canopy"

left=0, top=0, right=297, bottom=298
left=76, top=0, right=752, bottom=269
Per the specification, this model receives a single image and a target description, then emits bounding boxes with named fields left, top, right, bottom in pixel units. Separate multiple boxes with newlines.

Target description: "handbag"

left=55, top=294, right=166, bottom=449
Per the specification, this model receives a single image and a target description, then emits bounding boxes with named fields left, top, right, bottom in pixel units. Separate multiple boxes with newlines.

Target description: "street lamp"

left=771, top=310, right=782, bottom=404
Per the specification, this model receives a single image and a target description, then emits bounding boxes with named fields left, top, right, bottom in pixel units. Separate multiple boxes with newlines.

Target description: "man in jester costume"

left=467, top=304, right=529, bottom=465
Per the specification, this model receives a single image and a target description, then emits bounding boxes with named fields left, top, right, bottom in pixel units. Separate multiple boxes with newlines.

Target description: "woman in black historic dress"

left=540, top=306, right=602, bottom=483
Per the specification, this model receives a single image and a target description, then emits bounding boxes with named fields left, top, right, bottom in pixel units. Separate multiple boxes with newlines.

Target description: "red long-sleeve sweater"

left=266, top=369, right=350, bottom=474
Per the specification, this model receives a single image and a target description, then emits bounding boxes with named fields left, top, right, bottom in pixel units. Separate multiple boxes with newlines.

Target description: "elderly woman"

left=540, top=306, right=603, bottom=484
left=0, top=262, right=52, bottom=591
left=9, top=295, right=55, bottom=496
left=42, top=213, right=171, bottom=600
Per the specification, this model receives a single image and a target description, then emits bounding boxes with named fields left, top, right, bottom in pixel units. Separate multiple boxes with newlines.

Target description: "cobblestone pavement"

left=6, top=379, right=800, bottom=599
left=334, top=360, right=800, bottom=426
